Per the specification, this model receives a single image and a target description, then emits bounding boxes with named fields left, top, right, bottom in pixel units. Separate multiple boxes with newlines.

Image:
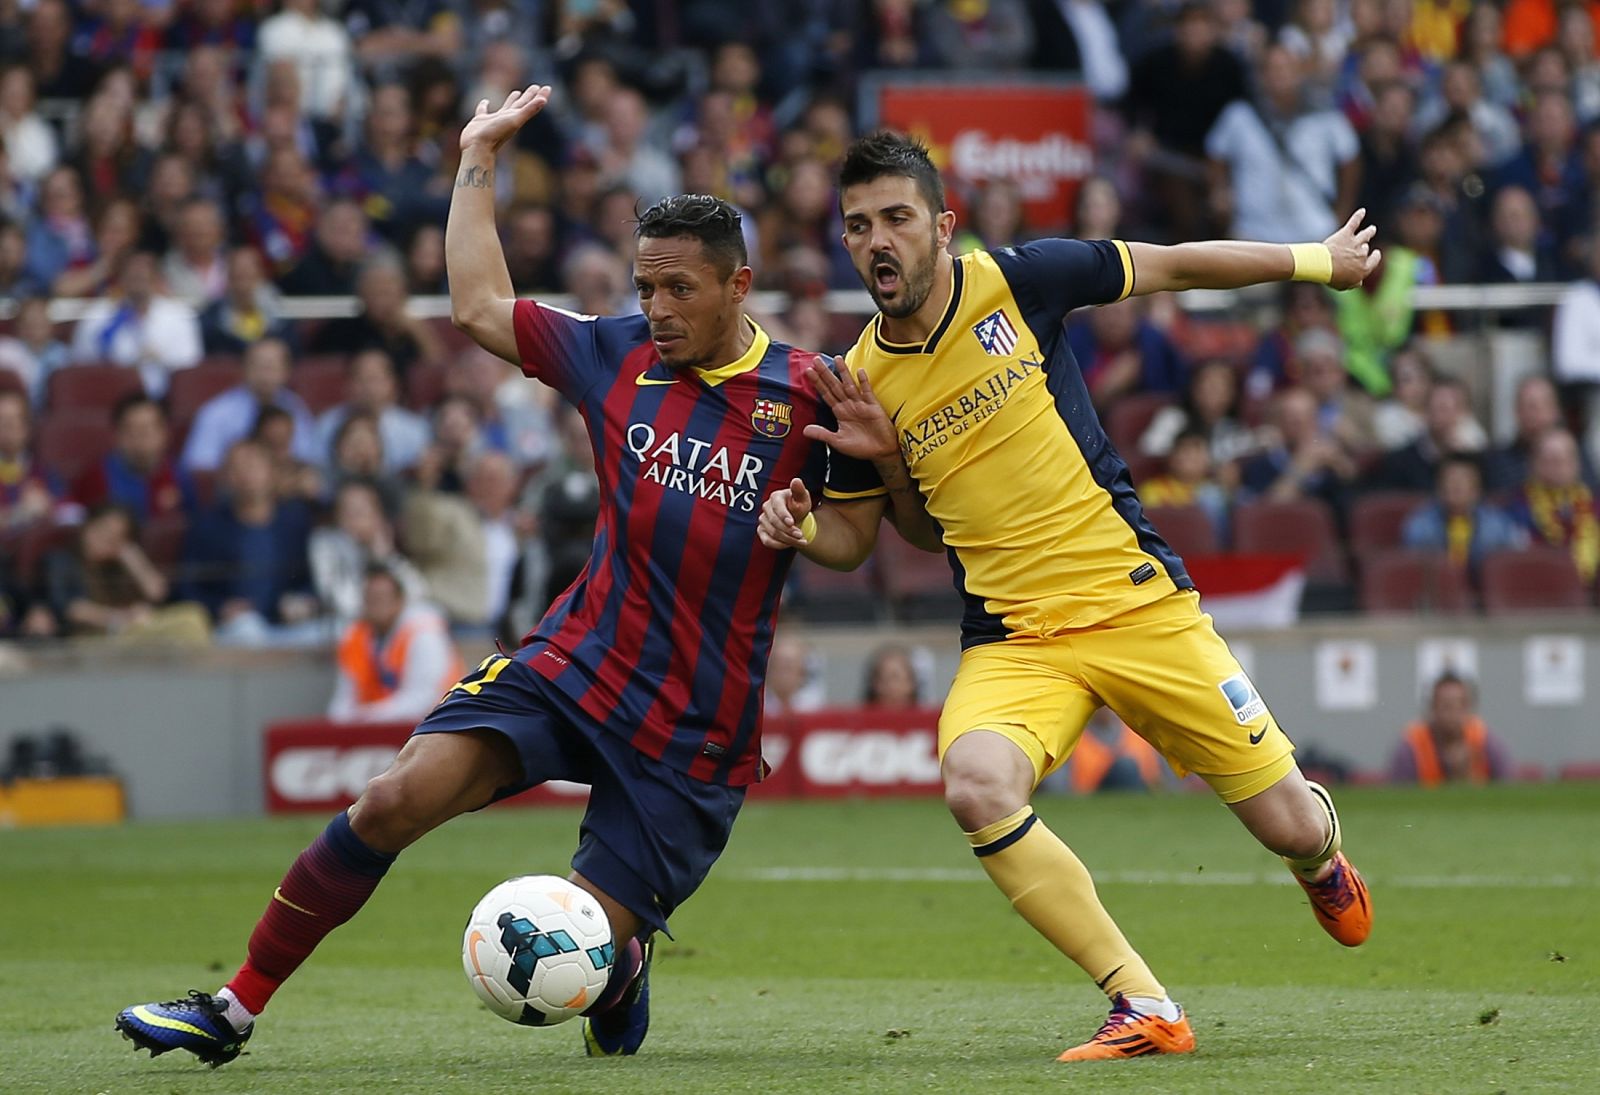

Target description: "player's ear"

left=935, top=209, right=957, bottom=250
left=729, top=264, right=754, bottom=303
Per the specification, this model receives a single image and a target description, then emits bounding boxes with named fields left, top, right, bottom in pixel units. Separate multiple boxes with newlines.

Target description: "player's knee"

left=943, top=767, right=1028, bottom=832
left=349, top=770, right=429, bottom=851
left=1272, top=817, right=1331, bottom=860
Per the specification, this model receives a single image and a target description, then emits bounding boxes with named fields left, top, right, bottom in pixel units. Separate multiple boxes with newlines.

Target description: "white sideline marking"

left=732, top=867, right=1589, bottom=889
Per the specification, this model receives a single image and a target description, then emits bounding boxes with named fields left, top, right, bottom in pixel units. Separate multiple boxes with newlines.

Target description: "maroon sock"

left=584, top=936, right=645, bottom=1017
left=225, top=811, right=396, bottom=1015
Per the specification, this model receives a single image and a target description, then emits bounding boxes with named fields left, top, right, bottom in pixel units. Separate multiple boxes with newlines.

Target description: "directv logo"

left=1218, top=673, right=1267, bottom=724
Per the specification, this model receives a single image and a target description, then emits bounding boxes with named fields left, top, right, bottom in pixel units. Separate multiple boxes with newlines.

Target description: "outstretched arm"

left=446, top=84, right=552, bottom=365
left=1126, top=209, right=1381, bottom=296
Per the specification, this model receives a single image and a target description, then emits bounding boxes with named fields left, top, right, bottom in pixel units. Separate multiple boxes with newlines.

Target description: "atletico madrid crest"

left=972, top=309, right=1019, bottom=356
left=751, top=399, right=793, bottom=438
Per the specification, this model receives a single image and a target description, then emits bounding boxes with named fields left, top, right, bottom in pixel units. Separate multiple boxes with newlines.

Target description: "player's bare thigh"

left=348, top=728, right=524, bottom=853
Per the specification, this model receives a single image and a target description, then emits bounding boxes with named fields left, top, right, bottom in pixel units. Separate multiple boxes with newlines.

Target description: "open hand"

left=758, top=478, right=814, bottom=550
left=459, top=84, right=552, bottom=156
left=802, top=356, right=898, bottom=462
left=1324, top=208, right=1382, bottom=290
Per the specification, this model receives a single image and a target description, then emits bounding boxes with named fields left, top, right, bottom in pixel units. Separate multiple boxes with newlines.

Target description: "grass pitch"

left=1, top=784, right=1596, bottom=1093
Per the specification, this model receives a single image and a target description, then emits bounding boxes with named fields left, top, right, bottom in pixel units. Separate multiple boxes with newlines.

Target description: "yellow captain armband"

left=800, top=512, right=818, bottom=542
left=1289, top=242, right=1334, bottom=284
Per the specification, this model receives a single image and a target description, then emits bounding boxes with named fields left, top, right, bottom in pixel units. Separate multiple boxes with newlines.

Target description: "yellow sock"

left=967, top=806, right=1166, bottom=1001
left=1282, top=780, right=1342, bottom=881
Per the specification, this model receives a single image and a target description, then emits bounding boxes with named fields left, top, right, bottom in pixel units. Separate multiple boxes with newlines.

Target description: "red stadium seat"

left=1232, top=498, right=1348, bottom=582
left=1480, top=549, right=1590, bottom=614
left=6, top=520, right=76, bottom=587
left=1146, top=504, right=1220, bottom=559
left=139, top=512, right=189, bottom=573
left=1104, top=392, right=1173, bottom=456
left=46, top=364, right=143, bottom=415
left=429, top=315, right=475, bottom=357
left=877, top=533, right=960, bottom=621
left=289, top=355, right=350, bottom=414
left=1557, top=762, right=1600, bottom=781
left=406, top=359, right=449, bottom=411
left=1123, top=451, right=1165, bottom=486
left=1359, top=549, right=1473, bottom=614
left=1350, top=491, right=1429, bottom=552
left=36, top=408, right=117, bottom=484
left=168, top=359, right=242, bottom=422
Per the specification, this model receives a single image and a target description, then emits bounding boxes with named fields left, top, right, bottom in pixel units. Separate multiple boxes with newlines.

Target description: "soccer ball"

left=462, top=874, right=615, bottom=1026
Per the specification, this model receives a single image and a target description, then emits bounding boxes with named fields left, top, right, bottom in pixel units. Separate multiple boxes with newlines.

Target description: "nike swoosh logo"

left=273, top=886, right=319, bottom=916
left=635, top=375, right=678, bottom=386
left=1249, top=728, right=1267, bottom=745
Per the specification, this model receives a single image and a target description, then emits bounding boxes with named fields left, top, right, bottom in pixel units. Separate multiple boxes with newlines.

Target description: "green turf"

left=2, top=784, right=1596, bottom=1093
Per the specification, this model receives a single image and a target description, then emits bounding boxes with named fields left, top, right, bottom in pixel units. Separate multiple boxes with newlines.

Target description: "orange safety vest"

left=337, top=613, right=462, bottom=706
left=1403, top=719, right=1492, bottom=786
left=1071, top=725, right=1164, bottom=793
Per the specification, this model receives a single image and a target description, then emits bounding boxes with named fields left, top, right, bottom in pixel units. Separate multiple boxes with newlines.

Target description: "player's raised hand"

left=758, top=478, right=814, bottom=550
left=1323, top=208, right=1382, bottom=290
left=802, top=356, right=899, bottom=462
left=460, top=84, right=552, bottom=155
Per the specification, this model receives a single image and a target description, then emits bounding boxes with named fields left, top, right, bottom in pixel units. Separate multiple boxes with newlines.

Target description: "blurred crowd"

left=4, top=0, right=1600, bottom=649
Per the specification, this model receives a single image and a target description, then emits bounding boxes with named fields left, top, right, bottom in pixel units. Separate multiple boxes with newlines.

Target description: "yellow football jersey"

left=833, top=240, right=1194, bottom=646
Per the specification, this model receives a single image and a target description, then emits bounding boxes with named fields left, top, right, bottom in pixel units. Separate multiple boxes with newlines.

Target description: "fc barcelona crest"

left=751, top=399, right=793, bottom=438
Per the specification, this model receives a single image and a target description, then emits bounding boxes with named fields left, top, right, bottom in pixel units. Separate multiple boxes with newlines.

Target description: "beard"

left=865, top=238, right=938, bottom=320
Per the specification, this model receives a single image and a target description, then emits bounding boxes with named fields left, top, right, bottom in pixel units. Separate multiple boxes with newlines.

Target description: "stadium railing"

left=9, top=282, right=1578, bottom=324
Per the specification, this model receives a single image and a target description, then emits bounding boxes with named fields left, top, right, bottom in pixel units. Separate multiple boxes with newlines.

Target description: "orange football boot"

left=1296, top=851, right=1373, bottom=946
left=1057, top=995, right=1197, bottom=1062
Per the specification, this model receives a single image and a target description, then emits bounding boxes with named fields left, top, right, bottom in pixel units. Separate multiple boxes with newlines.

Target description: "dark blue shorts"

left=413, top=655, right=745, bottom=936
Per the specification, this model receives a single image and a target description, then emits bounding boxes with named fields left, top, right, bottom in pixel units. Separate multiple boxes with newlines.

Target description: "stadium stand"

left=1359, top=549, right=1474, bottom=615
left=1481, top=548, right=1592, bottom=613
left=0, top=0, right=1597, bottom=650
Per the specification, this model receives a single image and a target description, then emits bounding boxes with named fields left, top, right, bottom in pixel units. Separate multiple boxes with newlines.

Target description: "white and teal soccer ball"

left=462, top=874, right=615, bottom=1026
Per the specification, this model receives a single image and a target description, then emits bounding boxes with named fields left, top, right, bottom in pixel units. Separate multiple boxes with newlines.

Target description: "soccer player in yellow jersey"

left=757, top=133, right=1376, bottom=1062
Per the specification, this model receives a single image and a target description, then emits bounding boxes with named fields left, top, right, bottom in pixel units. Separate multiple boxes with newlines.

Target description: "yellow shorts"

left=938, top=591, right=1295, bottom=804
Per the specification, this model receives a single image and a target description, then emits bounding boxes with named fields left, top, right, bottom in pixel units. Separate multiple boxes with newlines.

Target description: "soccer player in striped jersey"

left=760, top=132, right=1376, bottom=1062
left=115, top=85, right=890, bottom=1068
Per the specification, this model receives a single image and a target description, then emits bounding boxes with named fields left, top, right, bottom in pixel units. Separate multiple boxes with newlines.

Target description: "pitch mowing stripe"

left=732, top=867, right=1592, bottom=889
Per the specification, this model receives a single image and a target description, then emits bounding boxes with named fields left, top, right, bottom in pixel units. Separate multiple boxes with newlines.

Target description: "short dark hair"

left=112, top=393, right=163, bottom=427
left=362, top=562, right=404, bottom=596
left=1439, top=452, right=1483, bottom=481
left=839, top=131, right=945, bottom=217
left=1431, top=670, right=1476, bottom=703
left=250, top=403, right=292, bottom=439
left=635, top=194, right=747, bottom=279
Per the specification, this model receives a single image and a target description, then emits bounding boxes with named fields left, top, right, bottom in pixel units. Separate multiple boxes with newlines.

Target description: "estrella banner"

left=867, top=78, right=1093, bottom=230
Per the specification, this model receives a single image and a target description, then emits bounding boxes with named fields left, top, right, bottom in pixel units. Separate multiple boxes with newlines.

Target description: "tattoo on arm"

left=455, top=164, right=492, bottom=189
left=875, top=459, right=923, bottom=507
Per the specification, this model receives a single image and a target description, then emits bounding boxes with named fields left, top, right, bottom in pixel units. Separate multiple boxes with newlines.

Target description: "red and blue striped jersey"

left=510, top=299, right=881, bottom=786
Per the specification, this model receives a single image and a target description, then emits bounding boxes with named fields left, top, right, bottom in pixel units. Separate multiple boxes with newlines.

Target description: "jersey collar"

left=639, top=317, right=769, bottom=386
left=871, top=258, right=965, bottom=356
left=693, top=317, right=769, bottom=386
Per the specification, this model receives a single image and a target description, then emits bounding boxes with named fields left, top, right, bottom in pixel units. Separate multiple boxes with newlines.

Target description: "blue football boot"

left=582, top=936, right=653, bottom=1057
left=115, top=990, right=251, bottom=1068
